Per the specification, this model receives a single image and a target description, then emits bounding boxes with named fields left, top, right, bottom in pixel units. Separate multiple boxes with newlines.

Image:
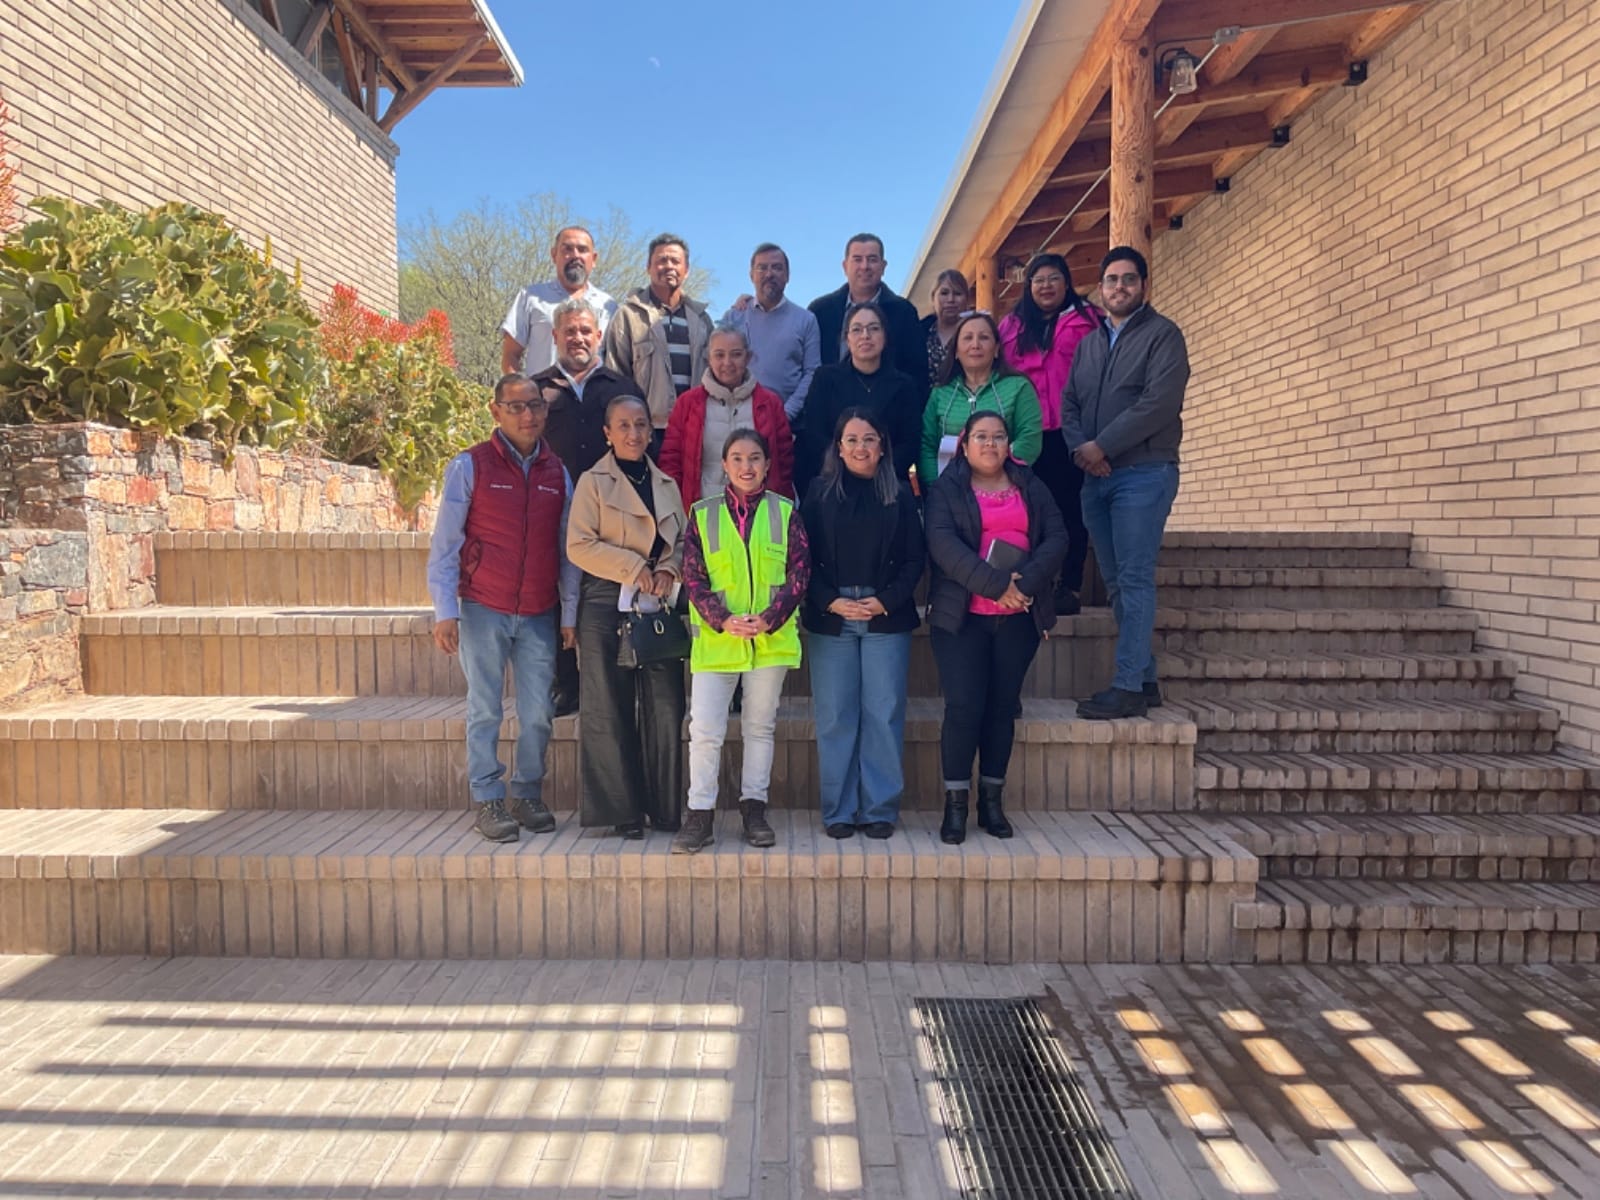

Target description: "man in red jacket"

left=426, top=374, right=579, bottom=841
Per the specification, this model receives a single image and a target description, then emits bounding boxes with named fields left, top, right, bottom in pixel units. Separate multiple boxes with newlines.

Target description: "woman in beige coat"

left=566, top=396, right=689, bottom=836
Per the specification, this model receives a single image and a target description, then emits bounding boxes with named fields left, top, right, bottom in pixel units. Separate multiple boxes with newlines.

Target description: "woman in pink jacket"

left=997, top=253, right=1102, bottom=614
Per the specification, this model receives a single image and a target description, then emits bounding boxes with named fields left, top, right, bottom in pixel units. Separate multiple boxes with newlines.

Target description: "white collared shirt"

left=501, top=280, right=618, bottom=374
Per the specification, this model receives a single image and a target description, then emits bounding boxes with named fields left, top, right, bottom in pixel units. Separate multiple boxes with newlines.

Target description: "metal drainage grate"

left=915, top=997, right=1138, bottom=1200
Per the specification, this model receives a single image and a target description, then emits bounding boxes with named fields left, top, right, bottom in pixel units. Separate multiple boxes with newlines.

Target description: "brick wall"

left=1152, top=0, right=1600, bottom=752
left=0, top=0, right=398, bottom=311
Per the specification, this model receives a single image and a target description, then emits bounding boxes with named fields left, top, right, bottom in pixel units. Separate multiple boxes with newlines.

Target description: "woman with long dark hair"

left=998, top=253, right=1102, bottom=613
left=924, top=410, right=1067, bottom=844
left=801, top=407, right=926, bottom=838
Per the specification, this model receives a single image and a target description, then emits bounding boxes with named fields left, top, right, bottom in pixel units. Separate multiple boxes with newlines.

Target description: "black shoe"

left=507, top=795, right=557, bottom=833
left=825, top=822, right=856, bottom=839
left=1143, top=681, right=1163, bottom=709
left=671, top=809, right=715, bottom=854
left=613, top=820, right=645, bottom=840
left=474, top=799, right=519, bottom=843
left=740, top=799, right=776, bottom=848
left=1077, top=687, right=1150, bottom=720
left=1053, top=586, right=1081, bottom=616
left=976, top=781, right=1013, bottom=839
left=940, top=790, right=969, bottom=845
left=551, top=687, right=578, bottom=718
left=861, top=821, right=895, bottom=840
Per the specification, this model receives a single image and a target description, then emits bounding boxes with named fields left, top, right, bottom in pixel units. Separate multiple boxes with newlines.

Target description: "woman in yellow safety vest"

left=676, top=427, right=811, bottom=854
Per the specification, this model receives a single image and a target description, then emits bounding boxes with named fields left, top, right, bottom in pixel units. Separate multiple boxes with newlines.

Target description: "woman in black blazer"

left=924, top=410, right=1067, bottom=844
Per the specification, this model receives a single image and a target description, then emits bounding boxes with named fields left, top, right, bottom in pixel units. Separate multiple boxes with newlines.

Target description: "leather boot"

left=940, top=789, right=969, bottom=845
left=977, top=781, right=1013, bottom=839
left=739, top=799, right=776, bottom=848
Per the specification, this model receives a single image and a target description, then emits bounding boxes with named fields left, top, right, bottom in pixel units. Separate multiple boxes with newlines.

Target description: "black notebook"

left=984, top=539, right=1027, bottom=574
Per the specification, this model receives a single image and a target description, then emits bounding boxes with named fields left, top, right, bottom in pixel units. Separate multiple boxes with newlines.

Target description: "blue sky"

left=393, top=0, right=1023, bottom=314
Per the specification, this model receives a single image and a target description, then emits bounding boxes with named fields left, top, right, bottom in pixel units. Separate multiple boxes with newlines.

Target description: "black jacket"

left=795, top=362, right=922, bottom=492
left=801, top=477, right=925, bottom=637
left=923, top=459, right=1068, bottom=636
left=532, top=363, right=641, bottom=477
left=1060, top=303, right=1189, bottom=469
left=807, top=283, right=929, bottom=402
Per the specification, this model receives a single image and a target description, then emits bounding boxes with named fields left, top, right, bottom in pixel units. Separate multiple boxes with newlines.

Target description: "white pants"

left=686, top=665, right=789, bottom=811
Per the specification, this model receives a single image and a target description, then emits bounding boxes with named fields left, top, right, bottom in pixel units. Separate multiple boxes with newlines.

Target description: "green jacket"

left=688, top=492, right=803, bottom=673
left=919, top=373, right=1043, bottom=486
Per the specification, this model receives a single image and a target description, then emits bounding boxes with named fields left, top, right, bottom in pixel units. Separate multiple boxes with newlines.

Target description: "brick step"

left=0, top=695, right=1197, bottom=813
left=1196, top=749, right=1600, bottom=815
left=0, top=808, right=1255, bottom=963
left=1157, top=566, right=1441, bottom=610
left=1176, top=697, right=1559, bottom=754
left=1236, top=878, right=1600, bottom=965
left=1160, top=651, right=1518, bottom=702
left=1160, top=530, right=1412, bottom=569
left=1152, top=607, right=1477, bottom=656
left=1206, top=812, right=1599, bottom=882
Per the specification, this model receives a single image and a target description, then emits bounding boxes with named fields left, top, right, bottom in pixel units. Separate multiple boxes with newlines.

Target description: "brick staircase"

left=0, top=529, right=1594, bottom=965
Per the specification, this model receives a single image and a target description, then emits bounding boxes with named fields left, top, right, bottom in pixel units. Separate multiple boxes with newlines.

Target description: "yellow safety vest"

left=689, top=492, right=803, bottom=673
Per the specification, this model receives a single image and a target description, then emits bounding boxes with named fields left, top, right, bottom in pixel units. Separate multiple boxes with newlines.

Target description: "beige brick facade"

left=0, top=0, right=398, bottom=311
left=1153, top=0, right=1600, bottom=753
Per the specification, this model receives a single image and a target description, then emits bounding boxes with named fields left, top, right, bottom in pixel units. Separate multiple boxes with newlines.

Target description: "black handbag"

left=616, top=599, right=690, bottom=668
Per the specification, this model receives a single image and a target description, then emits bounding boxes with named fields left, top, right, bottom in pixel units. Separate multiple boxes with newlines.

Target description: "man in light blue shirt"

left=721, top=243, right=820, bottom=421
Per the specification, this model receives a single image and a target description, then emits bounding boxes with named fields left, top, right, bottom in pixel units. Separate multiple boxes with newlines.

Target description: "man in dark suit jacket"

left=807, top=233, right=929, bottom=401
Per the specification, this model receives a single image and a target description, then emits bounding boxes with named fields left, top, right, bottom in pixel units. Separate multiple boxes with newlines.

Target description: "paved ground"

left=0, top=956, right=1595, bottom=1199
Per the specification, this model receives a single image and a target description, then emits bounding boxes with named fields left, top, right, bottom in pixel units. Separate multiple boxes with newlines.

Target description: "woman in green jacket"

left=919, top=312, right=1043, bottom=487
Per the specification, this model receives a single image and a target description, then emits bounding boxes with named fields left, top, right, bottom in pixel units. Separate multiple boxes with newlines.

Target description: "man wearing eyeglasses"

left=426, top=374, right=580, bottom=842
left=1061, top=246, right=1190, bottom=721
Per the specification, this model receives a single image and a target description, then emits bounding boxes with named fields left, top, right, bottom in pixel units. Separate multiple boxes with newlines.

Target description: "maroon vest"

left=458, top=435, right=567, bottom=616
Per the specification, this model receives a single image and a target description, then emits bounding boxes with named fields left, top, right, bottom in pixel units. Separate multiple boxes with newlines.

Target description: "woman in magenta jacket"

left=997, top=253, right=1102, bottom=614
left=660, top=324, right=795, bottom=507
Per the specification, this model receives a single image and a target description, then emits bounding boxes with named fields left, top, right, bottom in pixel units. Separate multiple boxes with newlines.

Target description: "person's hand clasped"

left=432, top=618, right=460, bottom=655
left=829, top=597, right=878, bottom=621
left=997, top=574, right=1032, bottom=611
left=724, top=614, right=769, bottom=639
left=634, top=566, right=661, bottom=597
left=1074, top=440, right=1110, bottom=477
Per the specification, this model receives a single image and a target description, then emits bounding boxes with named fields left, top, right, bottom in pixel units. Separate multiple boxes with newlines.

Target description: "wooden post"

left=1110, top=31, right=1155, bottom=260
left=974, top=257, right=996, bottom=315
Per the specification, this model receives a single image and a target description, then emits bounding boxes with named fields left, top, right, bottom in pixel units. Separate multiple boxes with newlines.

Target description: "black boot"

left=977, top=781, right=1013, bottom=839
left=940, top=789, right=969, bottom=845
left=739, top=799, right=776, bottom=848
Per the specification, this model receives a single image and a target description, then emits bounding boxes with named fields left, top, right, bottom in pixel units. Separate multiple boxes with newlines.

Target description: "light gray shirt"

left=720, top=297, right=821, bottom=420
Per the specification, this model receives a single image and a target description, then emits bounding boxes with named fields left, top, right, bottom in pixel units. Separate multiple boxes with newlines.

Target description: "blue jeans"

left=808, top=625, right=913, bottom=827
left=1080, top=462, right=1180, bottom=691
left=456, top=599, right=558, bottom=804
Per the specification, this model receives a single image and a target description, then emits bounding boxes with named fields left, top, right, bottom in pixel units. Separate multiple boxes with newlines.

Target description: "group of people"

left=428, top=225, right=1189, bottom=850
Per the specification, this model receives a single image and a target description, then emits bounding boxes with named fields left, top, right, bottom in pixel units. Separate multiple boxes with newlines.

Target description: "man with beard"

left=501, top=226, right=618, bottom=375
left=1061, top=246, right=1190, bottom=721
left=603, top=233, right=714, bottom=444
left=807, top=233, right=927, bottom=400
left=720, top=243, right=821, bottom=421
left=530, top=297, right=641, bottom=715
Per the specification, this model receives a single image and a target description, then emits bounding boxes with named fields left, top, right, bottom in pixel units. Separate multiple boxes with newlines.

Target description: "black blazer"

left=800, top=478, right=925, bottom=637
left=795, top=362, right=922, bottom=491
left=923, top=459, right=1068, bottom=636
left=807, top=284, right=929, bottom=402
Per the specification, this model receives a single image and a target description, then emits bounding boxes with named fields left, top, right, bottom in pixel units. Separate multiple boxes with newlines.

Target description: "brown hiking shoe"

left=671, top=808, right=715, bottom=855
left=473, top=799, right=519, bottom=843
left=739, top=799, right=775, bottom=848
left=507, top=795, right=557, bottom=833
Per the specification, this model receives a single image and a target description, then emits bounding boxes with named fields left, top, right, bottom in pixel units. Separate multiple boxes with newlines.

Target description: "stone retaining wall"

left=0, top=422, right=437, bottom=708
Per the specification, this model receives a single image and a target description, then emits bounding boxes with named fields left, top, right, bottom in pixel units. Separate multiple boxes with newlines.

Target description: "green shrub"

left=306, top=284, right=492, bottom=511
left=0, top=198, right=321, bottom=450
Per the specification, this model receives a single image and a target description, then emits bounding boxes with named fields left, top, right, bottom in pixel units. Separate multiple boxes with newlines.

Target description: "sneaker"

left=1077, top=687, right=1150, bottom=720
left=473, top=799, right=519, bottom=843
left=739, top=799, right=776, bottom=848
left=671, top=809, right=715, bottom=854
left=861, top=821, right=895, bottom=840
left=825, top=822, right=856, bottom=839
left=1143, top=681, right=1163, bottom=709
left=507, top=795, right=557, bottom=833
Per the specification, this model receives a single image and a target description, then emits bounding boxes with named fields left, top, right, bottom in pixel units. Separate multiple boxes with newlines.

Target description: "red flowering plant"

left=307, top=284, right=491, bottom=510
left=0, top=93, right=17, bottom=235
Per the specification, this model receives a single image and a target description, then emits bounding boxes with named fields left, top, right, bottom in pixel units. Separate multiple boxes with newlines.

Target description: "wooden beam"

left=1345, top=4, right=1428, bottom=58
left=296, top=1, right=332, bottom=55
left=259, top=0, right=283, bottom=33
left=1016, top=166, right=1217, bottom=230
left=330, top=0, right=419, bottom=92
left=1204, top=27, right=1276, bottom=83
left=974, top=256, right=996, bottom=315
left=330, top=10, right=364, bottom=106
left=1159, top=49, right=1350, bottom=112
left=963, top=0, right=1165, bottom=266
left=1155, top=0, right=1408, bottom=41
left=364, top=42, right=380, bottom=119
left=379, top=32, right=486, bottom=131
left=1111, top=31, right=1156, bottom=260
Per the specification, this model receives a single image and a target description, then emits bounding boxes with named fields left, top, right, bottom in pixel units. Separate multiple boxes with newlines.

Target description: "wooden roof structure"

left=249, top=0, right=523, bottom=132
left=906, top=0, right=1441, bottom=310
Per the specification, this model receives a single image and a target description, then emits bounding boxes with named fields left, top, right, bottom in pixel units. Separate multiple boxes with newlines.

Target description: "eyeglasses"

left=846, top=323, right=883, bottom=336
left=969, top=432, right=1010, bottom=446
left=494, top=399, right=549, bottom=415
left=1101, top=273, right=1142, bottom=288
left=841, top=435, right=881, bottom=449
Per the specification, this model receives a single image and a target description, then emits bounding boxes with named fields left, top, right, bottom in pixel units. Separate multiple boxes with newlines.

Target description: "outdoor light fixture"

left=1164, top=48, right=1200, bottom=95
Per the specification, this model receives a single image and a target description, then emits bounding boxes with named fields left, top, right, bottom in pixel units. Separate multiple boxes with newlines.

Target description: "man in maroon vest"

left=427, top=374, right=579, bottom=841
